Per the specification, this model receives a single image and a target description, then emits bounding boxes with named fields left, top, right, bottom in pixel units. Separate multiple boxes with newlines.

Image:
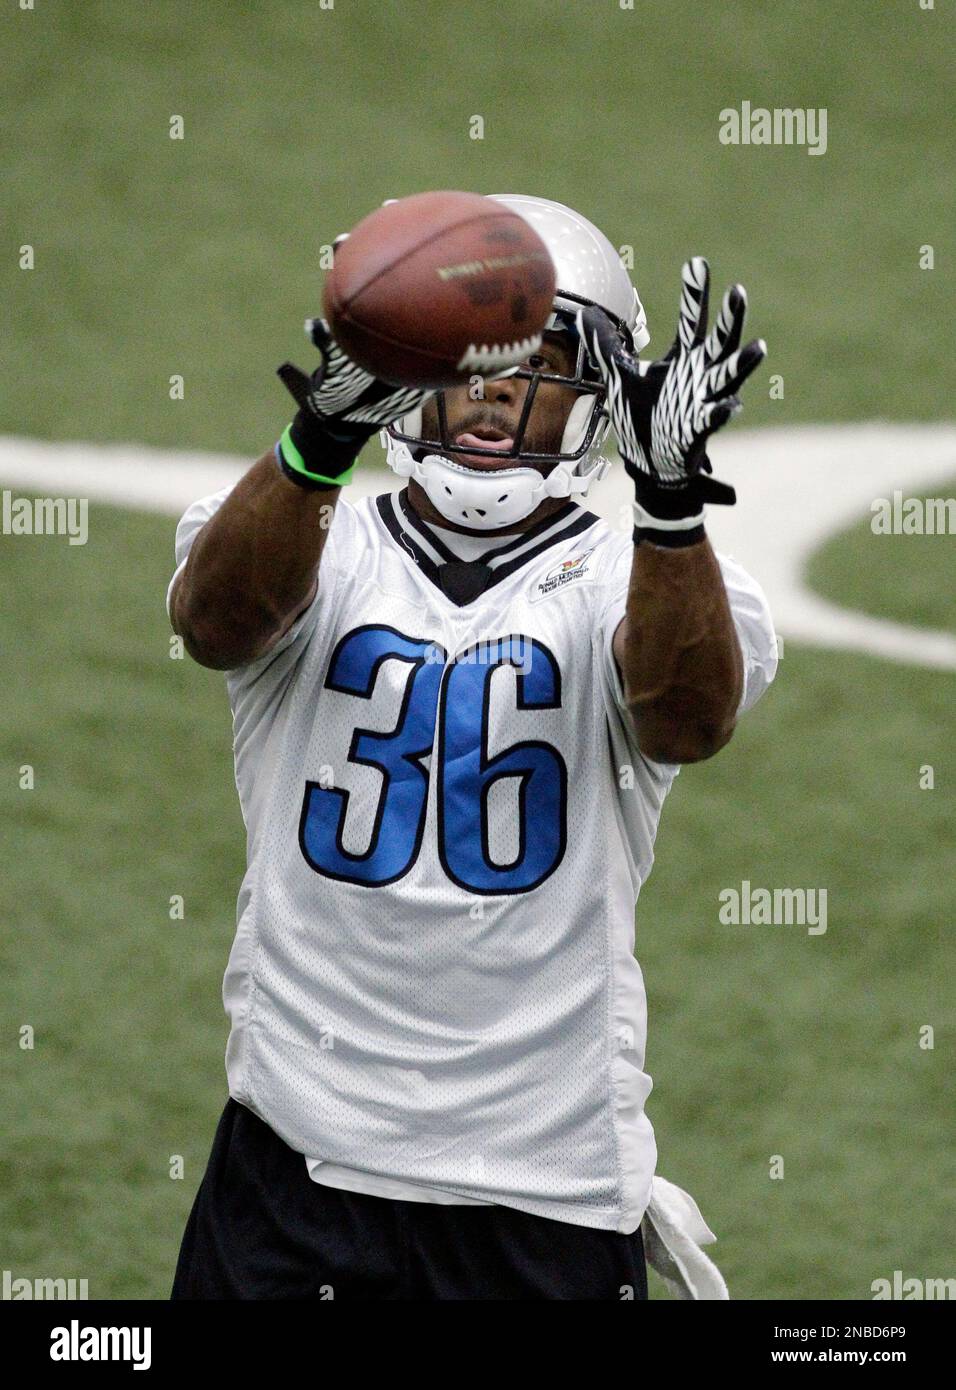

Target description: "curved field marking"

left=591, top=423, right=956, bottom=671
left=0, top=436, right=249, bottom=516
left=700, top=423, right=956, bottom=670
left=1, top=424, right=954, bottom=669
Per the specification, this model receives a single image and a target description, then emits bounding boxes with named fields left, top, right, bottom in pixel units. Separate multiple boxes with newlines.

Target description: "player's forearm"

left=614, top=535, right=743, bottom=763
left=171, top=451, right=338, bottom=669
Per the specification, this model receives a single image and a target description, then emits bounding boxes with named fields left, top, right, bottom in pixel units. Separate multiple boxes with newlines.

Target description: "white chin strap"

left=385, top=392, right=610, bottom=530
left=387, top=442, right=610, bottom=530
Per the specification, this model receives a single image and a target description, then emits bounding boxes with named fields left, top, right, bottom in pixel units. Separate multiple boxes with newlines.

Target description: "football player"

left=167, top=195, right=776, bottom=1300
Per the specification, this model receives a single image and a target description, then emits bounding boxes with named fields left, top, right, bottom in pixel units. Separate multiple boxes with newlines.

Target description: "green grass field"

left=810, top=480, right=956, bottom=635
left=3, top=0, right=953, bottom=449
left=2, top=1, right=953, bottom=1300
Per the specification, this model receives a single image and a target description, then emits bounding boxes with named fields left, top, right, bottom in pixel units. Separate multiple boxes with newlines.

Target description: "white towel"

left=641, top=1176, right=729, bottom=1300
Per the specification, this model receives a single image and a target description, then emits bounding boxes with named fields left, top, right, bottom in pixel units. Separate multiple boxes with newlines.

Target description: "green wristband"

left=277, top=424, right=356, bottom=489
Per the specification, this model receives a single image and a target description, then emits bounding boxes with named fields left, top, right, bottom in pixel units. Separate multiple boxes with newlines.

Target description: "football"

left=322, top=191, right=556, bottom=388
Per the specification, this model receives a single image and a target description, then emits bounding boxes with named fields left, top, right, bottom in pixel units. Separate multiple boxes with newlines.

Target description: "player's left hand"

left=577, top=257, right=766, bottom=533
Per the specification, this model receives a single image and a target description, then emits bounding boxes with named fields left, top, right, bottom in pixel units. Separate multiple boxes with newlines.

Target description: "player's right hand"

left=277, top=318, right=436, bottom=436
left=274, top=318, right=438, bottom=488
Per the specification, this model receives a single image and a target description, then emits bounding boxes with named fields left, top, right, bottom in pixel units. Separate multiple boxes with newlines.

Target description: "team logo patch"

left=531, top=549, right=595, bottom=601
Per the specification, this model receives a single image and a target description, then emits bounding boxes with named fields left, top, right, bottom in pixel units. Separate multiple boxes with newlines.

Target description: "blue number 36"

left=298, top=624, right=567, bottom=894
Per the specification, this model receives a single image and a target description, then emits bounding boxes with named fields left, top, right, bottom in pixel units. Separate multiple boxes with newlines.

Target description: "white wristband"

left=632, top=499, right=706, bottom=531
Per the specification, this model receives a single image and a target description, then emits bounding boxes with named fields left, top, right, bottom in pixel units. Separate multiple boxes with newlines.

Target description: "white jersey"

left=168, top=485, right=776, bottom=1233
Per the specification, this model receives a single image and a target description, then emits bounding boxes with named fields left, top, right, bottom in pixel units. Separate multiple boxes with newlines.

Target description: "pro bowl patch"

left=531, top=549, right=595, bottom=601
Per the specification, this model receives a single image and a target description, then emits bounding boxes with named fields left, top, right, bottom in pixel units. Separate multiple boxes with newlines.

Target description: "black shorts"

left=172, top=1098, right=648, bottom=1301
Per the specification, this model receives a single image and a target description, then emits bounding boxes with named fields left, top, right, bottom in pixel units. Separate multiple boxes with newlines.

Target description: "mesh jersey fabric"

left=167, top=486, right=776, bottom=1232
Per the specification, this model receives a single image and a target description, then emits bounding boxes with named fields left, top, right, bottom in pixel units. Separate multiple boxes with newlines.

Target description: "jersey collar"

left=375, top=488, right=599, bottom=606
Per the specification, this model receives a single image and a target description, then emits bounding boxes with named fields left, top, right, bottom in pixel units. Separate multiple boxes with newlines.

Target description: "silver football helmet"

left=384, top=194, right=650, bottom=529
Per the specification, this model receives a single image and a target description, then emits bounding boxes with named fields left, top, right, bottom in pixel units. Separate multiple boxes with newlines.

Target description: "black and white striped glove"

left=275, top=318, right=436, bottom=488
left=577, top=257, right=766, bottom=544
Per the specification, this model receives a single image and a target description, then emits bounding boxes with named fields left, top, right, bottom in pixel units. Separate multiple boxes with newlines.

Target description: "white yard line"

left=1, top=424, right=954, bottom=669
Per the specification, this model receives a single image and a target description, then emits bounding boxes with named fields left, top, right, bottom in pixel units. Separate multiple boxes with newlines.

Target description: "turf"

left=3, top=0, right=954, bottom=453
left=809, top=478, right=956, bottom=635
left=2, top=0, right=954, bottom=1300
